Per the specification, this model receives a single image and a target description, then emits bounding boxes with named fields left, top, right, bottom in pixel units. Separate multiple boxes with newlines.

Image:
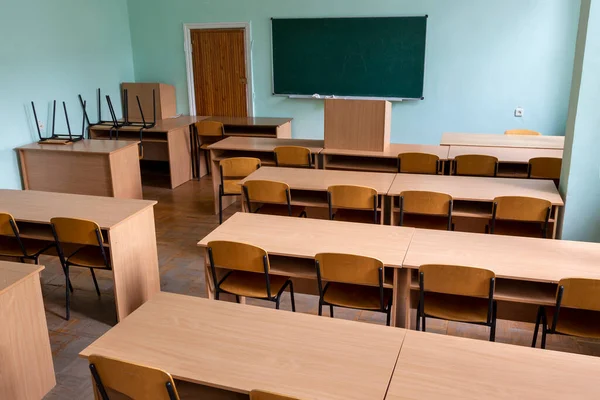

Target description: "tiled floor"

left=41, top=174, right=600, bottom=399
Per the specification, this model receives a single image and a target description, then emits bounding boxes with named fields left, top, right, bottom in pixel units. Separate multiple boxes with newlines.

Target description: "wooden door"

left=191, top=29, right=248, bottom=117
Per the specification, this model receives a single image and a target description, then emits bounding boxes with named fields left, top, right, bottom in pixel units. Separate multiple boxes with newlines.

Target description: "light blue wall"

left=126, top=0, right=580, bottom=142
left=0, top=0, right=134, bottom=189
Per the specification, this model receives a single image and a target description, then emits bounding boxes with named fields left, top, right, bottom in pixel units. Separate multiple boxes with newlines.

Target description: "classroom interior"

left=3, top=0, right=600, bottom=399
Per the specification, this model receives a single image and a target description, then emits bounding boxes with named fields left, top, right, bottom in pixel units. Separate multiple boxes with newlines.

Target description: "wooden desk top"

left=207, top=116, right=293, bottom=127
left=80, top=292, right=406, bottom=400
left=441, top=133, right=565, bottom=149
left=448, top=146, right=563, bottom=163
left=89, top=115, right=207, bottom=132
left=0, top=262, right=44, bottom=295
left=0, top=190, right=156, bottom=229
left=198, top=213, right=414, bottom=268
left=241, top=166, right=396, bottom=194
left=322, top=144, right=450, bottom=160
left=403, top=228, right=600, bottom=283
left=388, top=174, right=564, bottom=205
left=208, top=137, right=324, bottom=153
left=387, top=330, right=600, bottom=400
left=17, top=139, right=138, bottom=155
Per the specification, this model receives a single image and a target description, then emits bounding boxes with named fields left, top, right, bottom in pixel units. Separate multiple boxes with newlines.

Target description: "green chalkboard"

left=271, top=16, right=427, bottom=100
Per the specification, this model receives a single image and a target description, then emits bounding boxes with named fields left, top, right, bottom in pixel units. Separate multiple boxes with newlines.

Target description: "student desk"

left=80, top=292, right=406, bottom=400
left=240, top=166, right=396, bottom=223
left=447, top=145, right=563, bottom=178
left=441, top=133, right=565, bottom=150
left=198, top=212, right=415, bottom=324
left=1, top=262, right=55, bottom=400
left=89, top=116, right=207, bottom=189
left=17, top=140, right=142, bottom=199
left=0, top=189, right=160, bottom=320
left=321, top=144, right=450, bottom=173
left=386, top=330, right=600, bottom=400
left=387, top=174, right=564, bottom=237
left=209, top=138, right=324, bottom=214
left=207, top=116, right=293, bottom=138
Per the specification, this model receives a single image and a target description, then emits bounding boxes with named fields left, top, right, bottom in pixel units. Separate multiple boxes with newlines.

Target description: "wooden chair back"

left=529, top=157, right=562, bottom=180
left=505, top=129, right=541, bottom=136
left=89, top=355, right=179, bottom=400
left=398, top=152, right=439, bottom=174
left=250, top=390, right=301, bottom=400
left=207, top=240, right=269, bottom=273
left=0, top=212, right=18, bottom=236
left=454, top=155, right=498, bottom=177
left=558, top=278, right=600, bottom=312
left=243, top=180, right=290, bottom=204
left=220, top=157, right=261, bottom=179
left=327, top=185, right=377, bottom=210
left=274, top=146, right=312, bottom=168
left=400, top=191, right=452, bottom=215
left=493, top=196, right=551, bottom=222
left=419, top=264, right=495, bottom=297
left=195, top=120, right=224, bottom=137
left=315, top=253, right=383, bottom=286
left=50, top=217, right=103, bottom=245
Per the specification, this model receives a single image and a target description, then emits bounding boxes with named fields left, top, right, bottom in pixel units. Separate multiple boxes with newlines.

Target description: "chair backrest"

left=493, top=196, right=551, bottom=222
left=315, top=253, right=383, bottom=286
left=0, top=212, right=18, bottom=236
left=558, top=278, right=600, bottom=312
left=89, top=355, right=179, bottom=400
left=195, top=120, right=224, bottom=137
left=419, top=264, right=495, bottom=297
left=220, top=157, right=261, bottom=179
left=250, top=390, right=301, bottom=400
left=244, top=180, right=290, bottom=205
left=50, top=217, right=103, bottom=245
left=400, top=191, right=452, bottom=216
left=398, top=152, right=439, bottom=174
left=327, top=185, right=377, bottom=210
left=274, top=146, right=312, bottom=168
left=529, top=157, right=562, bottom=180
left=505, top=129, right=541, bottom=136
left=454, top=155, right=498, bottom=177
left=208, top=240, right=269, bottom=273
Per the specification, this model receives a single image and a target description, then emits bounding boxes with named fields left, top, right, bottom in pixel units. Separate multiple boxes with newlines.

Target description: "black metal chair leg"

left=90, top=268, right=101, bottom=297
left=541, top=325, right=548, bottom=349
left=204, top=149, right=211, bottom=175
left=318, top=303, right=322, bottom=316
left=65, top=265, right=71, bottom=321
left=532, top=307, right=543, bottom=347
left=330, top=305, right=334, bottom=318
left=215, top=291, right=220, bottom=301
left=235, top=295, right=240, bottom=304
left=416, top=301, right=421, bottom=331
left=275, top=296, right=281, bottom=310
left=490, top=302, right=497, bottom=342
left=289, top=280, right=296, bottom=312
left=422, top=316, right=426, bottom=332
left=386, top=308, right=391, bottom=326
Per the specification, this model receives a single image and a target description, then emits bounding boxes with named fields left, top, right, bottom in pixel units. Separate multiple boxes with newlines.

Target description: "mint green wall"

left=0, top=0, right=134, bottom=189
left=126, top=0, right=579, bottom=142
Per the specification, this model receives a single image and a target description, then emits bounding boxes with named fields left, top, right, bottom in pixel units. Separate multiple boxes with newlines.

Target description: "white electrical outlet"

left=514, top=107, right=524, bottom=117
left=38, top=121, right=44, bottom=131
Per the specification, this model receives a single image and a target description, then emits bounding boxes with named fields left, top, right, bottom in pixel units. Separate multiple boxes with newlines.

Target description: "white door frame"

left=183, top=22, right=254, bottom=117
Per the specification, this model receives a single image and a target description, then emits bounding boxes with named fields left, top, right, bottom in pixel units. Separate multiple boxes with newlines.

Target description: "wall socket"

left=38, top=121, right=44, bottom=132
left=514, top=107, right=524, bottom=117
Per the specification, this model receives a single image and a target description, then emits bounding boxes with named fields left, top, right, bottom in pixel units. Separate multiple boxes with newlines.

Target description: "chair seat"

left=400, top=214, right=450, bottom=230
left=490, top=220, right=547, bottom=238
left=423, top=292, right=490, bottom=323
left=67, top=245, right=111, bottom=268
left=0, top=236, right=54, bottom=258
left=546, top=308, right=600, bottom=339
left=255, top=204, right=306, bottom=217
left=219, top=271, right=290, bottom=299
left=334, top=209, right=378, bottom=224
left=323, top=282, right=391, bottom=311
left=222, top=179, right=242, bottom=195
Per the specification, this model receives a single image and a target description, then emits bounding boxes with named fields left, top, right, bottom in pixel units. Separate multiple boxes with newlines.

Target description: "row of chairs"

left=0, top=213, right=110, bottom=320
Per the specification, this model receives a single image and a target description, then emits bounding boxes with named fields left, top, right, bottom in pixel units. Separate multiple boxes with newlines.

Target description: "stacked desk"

left=441, top=133, right=565, bottom=150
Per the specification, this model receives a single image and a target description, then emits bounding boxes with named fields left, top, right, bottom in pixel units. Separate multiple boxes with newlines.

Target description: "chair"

left=532, top=278, right=600, bottom=349
left=243, top=180, right=306, bottom=217
left=0, top=212, right=54, bottom=264
left=528, top=157, right=562, bottom=181
left=453, top=155, right=498, bottom=177
left=51, top=217, right=111, bottom=320
left=274, top=146, right=312, bottom=168
left=219, top=157, right=261, bottom=224
left=417, top=264, right=497, bottom=341
left=489, top=196, right=552, bottom=238
left=207, top=240, right=295, bottom=311
left=250, top=390, right=301, bottom=400
left=327, top=185, right=378, bottom=224
left=397, top=152, right=440, bottom=174
left=195, top=120, right=225, bottom=175
left=398, top=191, right=453, bottom=231
left=315, top=253, right=392, bottom=326
left=89, top=354, right=180, bottom=400
left=505, top=129, right=541, bottom=136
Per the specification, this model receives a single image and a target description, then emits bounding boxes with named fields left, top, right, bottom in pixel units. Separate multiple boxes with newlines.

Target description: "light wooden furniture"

left=397, top=191, right=453, bottom=231
left=386, top=330, right=600, bottom=400
left=0, top=262, right=55, bottom=399
left=327, top=185, right=379, bottom=224
left=207, top=117, right=293, bottom=139
left=17, top=140, right=142, bottom=199
left=274, top=146, right=313, bottom=168
left=209, top=138, right=324, bottom=214
left=250, top=390, right=300, bottom=400
left=324, top=99, right=391, bottom=152
left=505, top=129, right=541, bottom=136
left=452, top=154, right=498, bottom=177
left=490, top=196, right=552, bottom=238
left=121, top=83, right=177, bottom=122
left=243, top=180, right=306, bottom=217
left=219, top=157, right=261, bottom=224
left=0, top=212, right=54, bottom=264
left=0, top=189, right=160, bottom=320
left=240, top=167, right=396, bottom=223
left=194, top=120, right=225, bottom=175
left=322, top=144, right=449, bottom=173
left=89, top=116, right=207, bottom=189
left=529, top=157, right=563, bottom=180
left=397, top=152, right=441, bottom=174
left=388, top=174, right=564, bottom=237
left=80, top=292, right=407, bottom=400
left=441, top=133, right=565, bottom=150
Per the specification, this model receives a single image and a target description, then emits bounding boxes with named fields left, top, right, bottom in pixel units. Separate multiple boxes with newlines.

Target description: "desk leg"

left=552, top=206, right=561, bottom=239
left=108, top=207, right=160, bottom=321
left=392, top=268, right=411, bottom=328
